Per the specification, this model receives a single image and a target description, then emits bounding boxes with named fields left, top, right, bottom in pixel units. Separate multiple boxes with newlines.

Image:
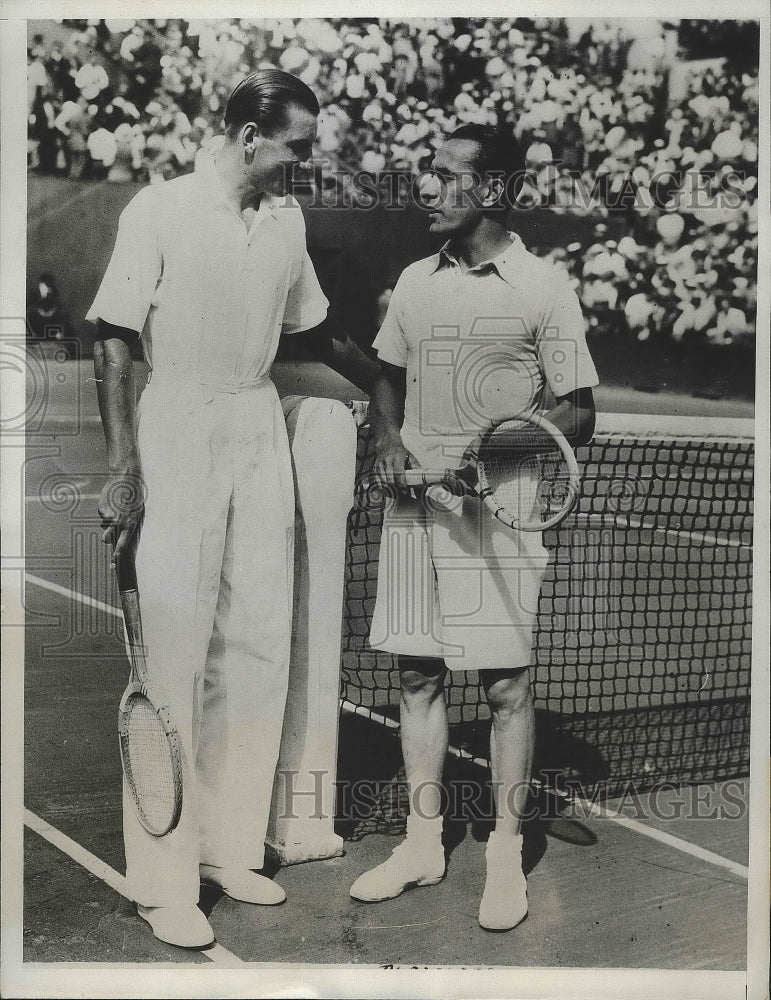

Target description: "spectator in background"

left=126, top=27, right=164, bottom=108
left=624, top=286, right=659, bottom=342
left=559, top=112, right=584, bottom=171
left=74, top=58, right=110, bottom=101
left=389, top=46, right=420, bottom=100
left=30, top=85, right=60, bottom=174
left=420, top=56, right=445, bottom=103
left=55, top=95, right=92, bottom=178
left=27, top=272, right=74, bottom=353
left=672, top=278, right=717, bottom=345
left=706, top=295, right=749, bottom=346
left=27, top=39, right=49, bottom=112
left=45, top=41, right=79, bottom=102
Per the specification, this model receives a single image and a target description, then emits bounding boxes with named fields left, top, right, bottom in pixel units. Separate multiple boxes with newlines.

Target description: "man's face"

left=246, top=103, right=318, bottom=197
left=417, top=139, right=492, bottom=238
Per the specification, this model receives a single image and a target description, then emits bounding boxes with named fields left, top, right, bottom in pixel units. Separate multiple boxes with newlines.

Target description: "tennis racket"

left=401, top=412, right=581, bottom=531
left=116, top=539, right=183, bottom=837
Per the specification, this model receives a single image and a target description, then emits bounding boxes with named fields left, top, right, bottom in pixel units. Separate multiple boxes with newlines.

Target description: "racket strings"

left=480, top=422, right=573, bottom=526
left=483, top=450, right=543, bottom=523
left=121, top=695, right=178, bottom=834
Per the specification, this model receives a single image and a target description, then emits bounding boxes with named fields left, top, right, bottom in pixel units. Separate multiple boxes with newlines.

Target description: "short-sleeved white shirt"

left=86, top=150, right=329, bottom=385
left=372, top=232, right=599, bottom=466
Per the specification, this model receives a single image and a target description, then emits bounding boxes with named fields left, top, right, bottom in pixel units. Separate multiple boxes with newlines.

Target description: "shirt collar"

left=194, top=141, right=279, bottom=223
left=431, top=231, right=525, bottom=289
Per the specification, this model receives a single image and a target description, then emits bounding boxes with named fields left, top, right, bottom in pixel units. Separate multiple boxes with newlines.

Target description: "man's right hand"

left=98, top=469, right=145, bottom=566
left=373, top=433, right=419, bottom=492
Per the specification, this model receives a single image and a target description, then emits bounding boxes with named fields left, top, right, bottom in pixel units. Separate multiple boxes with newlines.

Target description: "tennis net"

left=340, top=412, right=754, bottom=798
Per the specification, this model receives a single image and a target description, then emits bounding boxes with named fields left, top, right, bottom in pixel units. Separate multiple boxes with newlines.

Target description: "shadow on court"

left=335, top=709, right=600, bottom=872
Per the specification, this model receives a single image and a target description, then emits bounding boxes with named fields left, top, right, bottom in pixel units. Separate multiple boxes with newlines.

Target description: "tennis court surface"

left=17, top=352, right=753, bottom=976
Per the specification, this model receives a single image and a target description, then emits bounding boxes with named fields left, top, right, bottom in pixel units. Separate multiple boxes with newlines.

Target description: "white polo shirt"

left=372, top=232, right=599, bottom=466
left=86, top=150, right=329, bottom=385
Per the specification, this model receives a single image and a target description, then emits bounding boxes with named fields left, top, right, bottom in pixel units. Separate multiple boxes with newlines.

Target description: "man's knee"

left=399, top=657, right=447, bottom=701
left=483, top=668, right=532, bottom=717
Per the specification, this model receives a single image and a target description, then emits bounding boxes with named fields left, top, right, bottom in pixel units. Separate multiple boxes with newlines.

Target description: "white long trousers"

left=124, top=376, right=295, bottom=906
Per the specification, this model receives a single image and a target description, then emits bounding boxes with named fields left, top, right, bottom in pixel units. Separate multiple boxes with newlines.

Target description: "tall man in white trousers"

left=91, top=69, right=374, bottom=948
left=350, top=124, right=598, bottom=930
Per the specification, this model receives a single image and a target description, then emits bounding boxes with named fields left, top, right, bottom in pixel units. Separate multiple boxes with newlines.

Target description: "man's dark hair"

left=224, top=69, right=320, bottom=138
left=446, top=123, right=527, bottom=209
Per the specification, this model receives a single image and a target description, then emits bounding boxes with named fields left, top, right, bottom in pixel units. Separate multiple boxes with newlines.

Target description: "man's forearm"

left=93, top=330, right=140, bottom=472
left=328, top=334, right=381, bottom=395
left=293, top=315, right=381, bottom=394
left=369, top=370, right=406, bottom=450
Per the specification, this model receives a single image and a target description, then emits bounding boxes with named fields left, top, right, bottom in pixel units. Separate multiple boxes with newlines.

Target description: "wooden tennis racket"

left=402, top=412, right=581, bottom=531
left=116, top=539, right=183, bottom=837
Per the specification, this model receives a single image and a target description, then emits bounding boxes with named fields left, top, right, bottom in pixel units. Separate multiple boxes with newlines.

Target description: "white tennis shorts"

left=369, top=485, right=549, bottom=671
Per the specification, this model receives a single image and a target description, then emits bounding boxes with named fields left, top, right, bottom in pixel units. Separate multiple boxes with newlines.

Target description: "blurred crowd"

left=27, top=17, right=758, bottom=349
left=539, top=211, right=756, bottom=349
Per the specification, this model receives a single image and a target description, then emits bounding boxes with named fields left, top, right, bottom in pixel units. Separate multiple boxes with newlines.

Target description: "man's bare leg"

left=349, top=657, right=448, bottom=901
left=483, top=667, right=534, bottom=835
left=478, top=667, right=534, bottom=930
left=399, top=657, right=448, bottom=819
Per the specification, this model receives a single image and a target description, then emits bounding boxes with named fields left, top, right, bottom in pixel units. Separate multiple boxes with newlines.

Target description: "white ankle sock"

left=406, top=813, right=443, bottom=842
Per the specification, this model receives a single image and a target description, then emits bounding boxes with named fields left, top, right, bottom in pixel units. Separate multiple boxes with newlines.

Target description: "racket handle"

left=115, top=533, right=138, bottom=594
left=119, top=588, right=144, bottom=650
left=402, top=468, right=457, bottom=486
left=113, top=535, right=148, bottom=681
left=402, top=467, right=475, bottom=490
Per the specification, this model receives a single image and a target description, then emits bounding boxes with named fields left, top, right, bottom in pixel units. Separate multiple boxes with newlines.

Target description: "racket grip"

left=115, top=534, right=138, bottom=594
left=402, top=468, right=460, bottom=487
left=119, top=589, right=144, bottom=649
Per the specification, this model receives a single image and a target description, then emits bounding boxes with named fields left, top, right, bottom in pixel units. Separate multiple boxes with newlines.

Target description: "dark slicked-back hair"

left=446, top=123, right=527, bottom=208
left=224, top=69, right=320, bottom=138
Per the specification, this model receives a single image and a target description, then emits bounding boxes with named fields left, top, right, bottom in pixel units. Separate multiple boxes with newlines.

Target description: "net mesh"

left=120, top=694, right=178, bottom=835
left=341, top=415, right=753, bottom=799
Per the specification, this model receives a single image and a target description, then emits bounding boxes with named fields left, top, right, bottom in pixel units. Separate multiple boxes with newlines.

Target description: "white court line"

left=27, top=575, right=748, bottom=884
left=647, top=525, right=749, bottom=550
left=576, top=513, right=750, bottom=550
left=26, top=493, right=101, bottom=504
left=616, top=516, right=748, bottom=551
left=578, top=799, right=749, bottom=880
left=25, top=572, right=121, bottom=619
left=340, top=699, right=491, bottom=770
left=23, top=809, right=245, bottom=965
left=27, top=500, right=749, bottom=552
left=25, top=808, right=129, bottom=896
left=35, top=415, right=103, bottom=428
left=28, top=179, right=108, bottom=231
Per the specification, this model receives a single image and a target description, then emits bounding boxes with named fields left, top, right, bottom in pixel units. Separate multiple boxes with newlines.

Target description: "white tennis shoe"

left=137, top=903, right=214, bottom=948
left=478, top=831, right=528, bottom=931
left=200, top=865, right=286, bottom=905
left=350, top=818, right=445, bottom=902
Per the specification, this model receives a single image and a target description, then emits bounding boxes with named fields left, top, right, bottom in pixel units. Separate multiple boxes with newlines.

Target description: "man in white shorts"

left=349, top=124, right=598, bottom=930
